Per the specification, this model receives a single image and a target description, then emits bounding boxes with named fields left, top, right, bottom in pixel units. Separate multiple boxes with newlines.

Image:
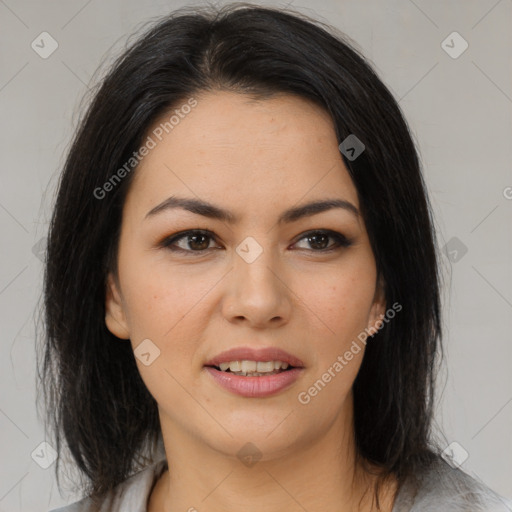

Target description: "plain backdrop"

left=0, top=0, right=511, bottom=510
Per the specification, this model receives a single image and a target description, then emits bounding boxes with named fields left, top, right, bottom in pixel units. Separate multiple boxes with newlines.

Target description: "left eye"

left=160, top=229, right=351, bottom=254
left=293, top=230, right=352, bottom=252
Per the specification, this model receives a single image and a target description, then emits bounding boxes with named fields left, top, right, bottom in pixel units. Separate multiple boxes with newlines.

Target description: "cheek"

left=293, top=258, right=377, bottom=402
left=295, top=270, right=373, bottom=414
left=119, top=265, right=212, bottom=406
left=119, top=258, right=225, bottom=373
left=296, top=262, right=377, bottom=340
left=119, top=251, right=207, bottom=336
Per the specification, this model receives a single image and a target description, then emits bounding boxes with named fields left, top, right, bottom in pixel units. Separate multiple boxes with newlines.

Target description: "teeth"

left=230, top=361, right=241, bottom=371
left=217, top=360, right=291, bottom=373
left=256, top=361, right=274, bottom=372
left=232, top=370, right=282, bottom=377
left=241, top=360, right=257, bottom=372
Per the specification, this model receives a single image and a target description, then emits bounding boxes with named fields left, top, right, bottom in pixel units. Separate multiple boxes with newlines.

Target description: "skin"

left=105, top=90, right=396, bottom=511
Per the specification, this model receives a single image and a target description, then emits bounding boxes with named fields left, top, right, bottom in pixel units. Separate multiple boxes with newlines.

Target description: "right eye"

left=159, top=229, right=222, bottom=255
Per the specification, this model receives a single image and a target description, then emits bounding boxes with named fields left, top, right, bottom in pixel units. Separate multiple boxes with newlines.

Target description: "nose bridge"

left=223, top=234, right=291, bottom=325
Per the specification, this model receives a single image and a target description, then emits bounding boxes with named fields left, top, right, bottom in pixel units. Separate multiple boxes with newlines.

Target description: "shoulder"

left=48, top=458, right=168, bottom=512
left=393, top=456, right=512, bottom=512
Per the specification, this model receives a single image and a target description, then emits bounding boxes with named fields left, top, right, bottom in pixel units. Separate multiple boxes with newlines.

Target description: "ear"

left=105, top=272, right=130, bottom=340
left=367, top=272, right=386, bottom=334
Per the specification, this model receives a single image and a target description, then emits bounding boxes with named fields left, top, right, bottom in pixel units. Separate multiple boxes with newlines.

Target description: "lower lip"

left=204, top=367, right=303, bottom=398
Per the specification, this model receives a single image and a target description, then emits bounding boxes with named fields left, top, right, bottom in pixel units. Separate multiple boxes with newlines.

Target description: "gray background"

left=0, top=0, right=511, bottom=510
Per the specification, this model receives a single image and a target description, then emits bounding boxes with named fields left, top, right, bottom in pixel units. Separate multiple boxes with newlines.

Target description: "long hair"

left=37, top=2, right=443, bottom=505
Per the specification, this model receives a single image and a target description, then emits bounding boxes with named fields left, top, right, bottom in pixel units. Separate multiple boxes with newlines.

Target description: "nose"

left=221, top=241, right=292, bottom=328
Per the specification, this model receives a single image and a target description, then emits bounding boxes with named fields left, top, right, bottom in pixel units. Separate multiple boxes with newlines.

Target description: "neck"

left=150, top=397, right=396, bottom=512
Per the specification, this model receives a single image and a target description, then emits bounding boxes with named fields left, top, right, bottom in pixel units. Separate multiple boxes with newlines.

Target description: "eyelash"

left=158, top=229, right=352, bottom=256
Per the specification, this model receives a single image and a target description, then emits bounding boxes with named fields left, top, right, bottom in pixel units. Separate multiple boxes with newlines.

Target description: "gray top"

left=49, top=457, right=512, bottom=512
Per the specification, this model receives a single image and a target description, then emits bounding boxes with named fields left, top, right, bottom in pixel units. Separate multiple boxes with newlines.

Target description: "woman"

left=39, top=3, right=511, bottom=511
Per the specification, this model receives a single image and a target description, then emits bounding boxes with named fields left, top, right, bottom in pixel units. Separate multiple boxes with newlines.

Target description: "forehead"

left=123, top=91, right=359, bottom=222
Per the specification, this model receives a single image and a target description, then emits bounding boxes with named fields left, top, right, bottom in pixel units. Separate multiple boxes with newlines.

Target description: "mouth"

left=205, top=359, right=297, bottom=377
left=203, top=346, right=305, bottom=397
left=203, top=346, right=305, bottom=376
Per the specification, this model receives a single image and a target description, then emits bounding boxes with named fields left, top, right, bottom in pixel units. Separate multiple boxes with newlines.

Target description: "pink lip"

left=204, top=346, right=305, bottom=368
left=204, top=366, right=304, bottom=398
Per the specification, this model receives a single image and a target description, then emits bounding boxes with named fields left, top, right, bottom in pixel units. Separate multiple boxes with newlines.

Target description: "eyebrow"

left=145, top=195, right=359, bottom=224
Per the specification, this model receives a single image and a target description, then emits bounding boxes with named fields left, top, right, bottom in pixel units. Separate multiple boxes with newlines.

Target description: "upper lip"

left=204, top=346, right=305, bottom=368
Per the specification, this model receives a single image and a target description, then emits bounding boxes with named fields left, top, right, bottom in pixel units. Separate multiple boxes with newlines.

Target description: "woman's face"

left=105, top=90, right=385, bottom=460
